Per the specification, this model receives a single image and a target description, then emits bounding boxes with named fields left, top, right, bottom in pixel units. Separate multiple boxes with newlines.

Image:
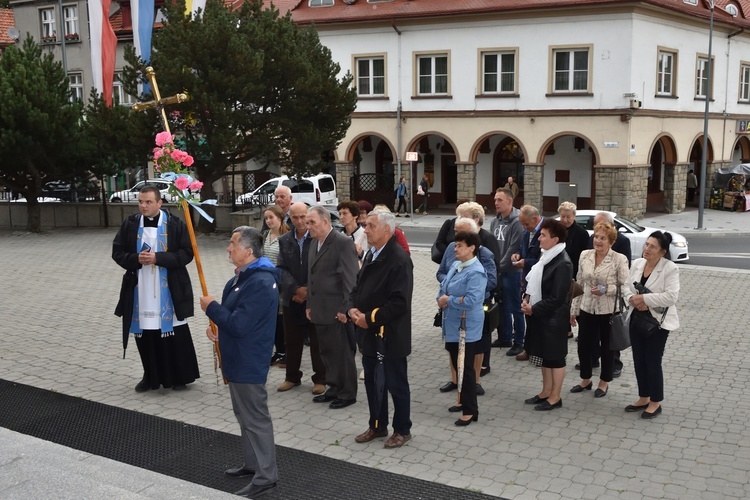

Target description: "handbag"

left=431, top=242, right=443, bottom=264
left=609, top=284, right=632, bottom=351
left=566, top=280, right=584, bottom=305
left=433, top=308, right=443, bottom=327
left=630, top=308, right=668, bottom=338
left=483, top=300, right=500, bottom=333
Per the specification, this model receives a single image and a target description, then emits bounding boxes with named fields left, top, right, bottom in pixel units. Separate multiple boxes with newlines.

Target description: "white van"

left=236, top=174, right=338, bottom=206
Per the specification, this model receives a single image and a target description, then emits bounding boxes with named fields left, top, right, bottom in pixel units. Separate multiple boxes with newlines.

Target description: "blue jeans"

left=501, top=272, right=525, bottom=346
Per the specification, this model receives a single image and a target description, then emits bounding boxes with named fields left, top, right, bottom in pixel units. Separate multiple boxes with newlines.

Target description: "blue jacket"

left=206, top=257, right=280, bottom=384
left=437, top=259, right=487, bottom=343
left=436, top=242, right=497, bottom=300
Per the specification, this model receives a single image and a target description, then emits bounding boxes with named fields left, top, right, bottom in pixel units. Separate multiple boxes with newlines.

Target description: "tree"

left=79, top=89, right=156, bottom=227
left=123, top=0, right=357, bottom=231
left=0, top=36, right=84, bottom=232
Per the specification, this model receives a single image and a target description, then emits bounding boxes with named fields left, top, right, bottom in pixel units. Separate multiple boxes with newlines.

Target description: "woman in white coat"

left=623, top=231, right=680, bottom=419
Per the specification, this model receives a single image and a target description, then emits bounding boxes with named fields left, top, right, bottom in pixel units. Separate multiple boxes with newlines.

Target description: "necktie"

left=364, top=251, right=374, bottom=265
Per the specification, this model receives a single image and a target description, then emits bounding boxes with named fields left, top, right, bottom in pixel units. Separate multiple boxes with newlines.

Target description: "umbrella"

left=456, top=311, right=467, bottom=404
left=373, top=326, right=386, bottom=429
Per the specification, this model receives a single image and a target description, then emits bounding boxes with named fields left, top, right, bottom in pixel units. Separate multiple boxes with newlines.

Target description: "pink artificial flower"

left=189, top=180, right=203, bottom=191
left=183, top=155, right=195, bottom=167
left=174, top=176, right=190, bottom=191
left=171, top=149, right=188, bottom=163
left=155, top=131, right=173, bottom=147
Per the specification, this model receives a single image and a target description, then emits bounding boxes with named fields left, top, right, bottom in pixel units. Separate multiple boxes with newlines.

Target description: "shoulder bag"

left=609, top=284, right=632, bottom=351
left=630, top=307, right=668, bottom=338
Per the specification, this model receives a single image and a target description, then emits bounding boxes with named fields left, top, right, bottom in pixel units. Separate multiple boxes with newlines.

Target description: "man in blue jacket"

left=200, top=226, right=280, bottom=498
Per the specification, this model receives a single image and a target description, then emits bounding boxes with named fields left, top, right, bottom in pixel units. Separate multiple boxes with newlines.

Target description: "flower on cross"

left=152, top=132, right=203, bottom=197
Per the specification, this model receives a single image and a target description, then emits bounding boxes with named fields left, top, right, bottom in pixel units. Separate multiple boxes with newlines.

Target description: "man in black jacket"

left=275, top=202, right=326, bottom=395
left=348, top=209, right=414, bottom=449
left=112, top=185, right=199, bottom=392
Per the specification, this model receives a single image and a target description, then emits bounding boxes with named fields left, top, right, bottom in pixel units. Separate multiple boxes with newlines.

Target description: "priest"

left=113, top=185, right=200, bottom=392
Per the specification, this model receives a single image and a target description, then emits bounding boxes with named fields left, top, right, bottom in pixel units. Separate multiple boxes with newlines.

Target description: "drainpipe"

left=723, top=28, right=745, bottom=162
left=392, top=20, right=405, bottom=213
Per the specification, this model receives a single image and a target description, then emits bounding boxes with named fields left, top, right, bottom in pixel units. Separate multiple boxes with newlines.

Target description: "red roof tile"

left=285, top=0, right=750, bottom=27
left=0, top=8, right=16, bottom=46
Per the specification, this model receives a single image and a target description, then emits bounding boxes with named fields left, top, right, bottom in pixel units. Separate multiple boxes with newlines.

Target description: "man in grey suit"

left=305, top=206, right=360, bottom=409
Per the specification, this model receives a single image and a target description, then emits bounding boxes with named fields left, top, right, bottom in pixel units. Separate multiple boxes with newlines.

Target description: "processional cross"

left=133, top=66, right=226, bottom=384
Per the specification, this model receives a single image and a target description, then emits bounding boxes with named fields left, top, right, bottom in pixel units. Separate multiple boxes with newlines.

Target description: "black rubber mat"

left=0, top=379, right=503, bottom=499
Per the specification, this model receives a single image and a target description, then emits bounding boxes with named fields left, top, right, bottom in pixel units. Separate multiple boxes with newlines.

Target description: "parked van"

left=236, top=174, right=338, bottom=207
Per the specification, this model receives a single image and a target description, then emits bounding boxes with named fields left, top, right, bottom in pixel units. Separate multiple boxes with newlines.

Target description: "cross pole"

left=133, top=66, right=226, bottom=384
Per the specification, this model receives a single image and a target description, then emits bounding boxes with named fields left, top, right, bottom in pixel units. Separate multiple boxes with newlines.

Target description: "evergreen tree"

left=123, top=0, right=357, bottom=231
left=0, top=36, right=83, bottom=232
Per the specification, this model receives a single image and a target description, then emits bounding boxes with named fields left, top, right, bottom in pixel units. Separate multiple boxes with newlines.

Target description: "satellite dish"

left=7, top=27, right=20, bottom=41
left=725, top=4, right=739, bottom=17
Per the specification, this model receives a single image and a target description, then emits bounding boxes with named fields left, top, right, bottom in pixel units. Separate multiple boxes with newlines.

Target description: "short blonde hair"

left=456, top=201, right=485, bottom=226
left=558, top=201, right=577, bottom=214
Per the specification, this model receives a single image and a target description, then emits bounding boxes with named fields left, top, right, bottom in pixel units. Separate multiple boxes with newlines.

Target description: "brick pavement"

left=1, top=227, right=749, bottom=499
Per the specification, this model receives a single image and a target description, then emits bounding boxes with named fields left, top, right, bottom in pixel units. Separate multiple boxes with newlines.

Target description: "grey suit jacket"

left=307, top=229, right=360, bottom=325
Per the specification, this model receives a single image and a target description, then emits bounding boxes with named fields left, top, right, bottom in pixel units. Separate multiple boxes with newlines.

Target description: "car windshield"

left=616, top=216, right=645, bottom=233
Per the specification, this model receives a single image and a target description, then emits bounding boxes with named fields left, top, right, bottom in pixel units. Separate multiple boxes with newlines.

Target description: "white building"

left=285, top=0, right=750, bottom=217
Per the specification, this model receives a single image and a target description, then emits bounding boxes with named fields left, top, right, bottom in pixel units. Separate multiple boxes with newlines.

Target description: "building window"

left=740, top=63, right=750, bottom=102
left=696, top=55, right=713, bottom=99
left=552, top=47, right=590, bottom=93
left=63, top=6, right=78, bottom=39
left=113, top=73, right=136, bottom=106
left=69, top=73, right=83, bottom=102
left=656, top=50, right=676, bottom=96
left=40, top=8, right=56, bottom=40
left=355, top=56, right=386, bottom=97
left=309, top=0, right=333, bottom=6
left=416, top=53, right=449, bottom=96
left=481, top=50, right=517, bottom=94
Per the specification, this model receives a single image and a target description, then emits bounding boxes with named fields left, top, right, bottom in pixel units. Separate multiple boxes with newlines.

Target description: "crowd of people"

left=112, top=181, right=680, bottom=497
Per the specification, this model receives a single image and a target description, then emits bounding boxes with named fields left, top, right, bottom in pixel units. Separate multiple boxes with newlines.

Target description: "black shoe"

left=594, top=387, right=608, bottom=398
left=641, top=406, right=662, bottom=419
left=448, top=405, right=463, bottom=413
left=454, top=414, right=478, bottom=426
left=480, top=366, right=491, bottom=377
left=524, top=395, right=548, bottom=405
left=329, top=398, right=356, bottom=409
left=313, top=394, right=336, bottom=403
left=612, top=369, right=622, bottom=378
left=475, top=384, right=485, bottom=396
left=506, top=345, right=523, bottom=357
left=270, top=353, right=284, bottom=366
left=224, top=465, right=255, bottom=478
left=625, top=403, right=649, bottom=412
left=234, top=482, right=277, bottom=498
left=135, top=379, right=150, bottom=393
left=172, top=384, right=187, bottom=391
left=570, top=382, right=593, bottom=393
left=491, top=339, right=512, bottom=348
left=534, top=399, right=562, bottom=411
left=304, top=336, right=311, bottom=346
left=439, top=381, right=457, bottom=393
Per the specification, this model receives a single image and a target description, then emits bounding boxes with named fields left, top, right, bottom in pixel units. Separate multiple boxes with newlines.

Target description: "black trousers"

left=395, top=196, right=407, bottom=214
left=273, top=313, right=285, bottom=355
left=282, top=310, right=325, bottom=385
left=577, top=311, right=614, bottom=382
left=362, top=355, right=411, bottom=435
left=135, top=324, right=199, bottom=389
left=446, top=340, right=479, bottom=417
left=631, top=327, right=669, bottom=402
left=315, top=322, right=358, bottom=401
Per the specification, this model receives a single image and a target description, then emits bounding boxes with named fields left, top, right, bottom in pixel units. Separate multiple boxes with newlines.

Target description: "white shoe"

left=359, top=369, right=365, bottom=380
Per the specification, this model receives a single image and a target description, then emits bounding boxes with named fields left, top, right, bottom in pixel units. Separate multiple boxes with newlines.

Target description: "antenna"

left=7, top=27, right=20, bottom=41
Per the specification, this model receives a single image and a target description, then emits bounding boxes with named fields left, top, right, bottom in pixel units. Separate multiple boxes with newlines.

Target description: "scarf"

left=525, top=242, right=566, bottom=305
left=130, top=210, right=175, bottom=337
left=454, top=256, right=478, bottom=273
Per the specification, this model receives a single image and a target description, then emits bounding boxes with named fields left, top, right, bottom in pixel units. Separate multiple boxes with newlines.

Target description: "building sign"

left=603, top=142, right=619, bottom=148
left=405, top=151, right=419, bottom=162
left=737, top=120, right=750, bottom=134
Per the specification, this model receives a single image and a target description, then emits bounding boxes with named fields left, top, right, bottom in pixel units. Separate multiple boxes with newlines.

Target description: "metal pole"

left=697, top=2, right=714, bottom=229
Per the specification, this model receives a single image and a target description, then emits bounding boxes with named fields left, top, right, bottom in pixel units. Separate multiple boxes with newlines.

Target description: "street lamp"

left=696, top=0, right=714, bottom=230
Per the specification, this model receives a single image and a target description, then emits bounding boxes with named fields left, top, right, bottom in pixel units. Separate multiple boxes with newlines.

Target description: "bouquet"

left=153, top=131, right=203, bottom=199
